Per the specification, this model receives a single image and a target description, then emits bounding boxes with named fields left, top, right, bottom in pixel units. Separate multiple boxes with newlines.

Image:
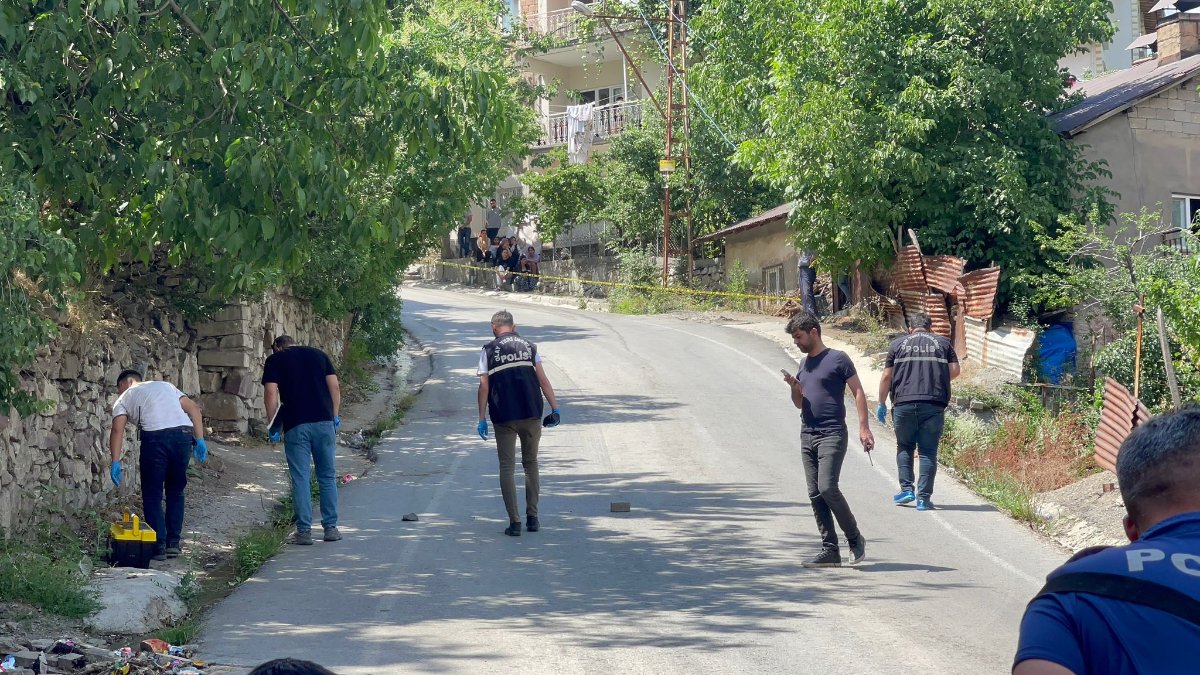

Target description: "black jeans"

left=139, top=427, right=192, bottom=552
left=801, top=427, right=861, bottom=552
left=798, top=265, right=817, bottom=315
left=893, top=402, right=946, bottom=499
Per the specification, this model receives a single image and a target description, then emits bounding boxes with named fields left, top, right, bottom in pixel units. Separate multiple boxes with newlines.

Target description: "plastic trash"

left=1038, top=323, right=1077, bottom=384
left=1, top=655, right=16, bottom=672
left=341, top=473, right=357, bottom=484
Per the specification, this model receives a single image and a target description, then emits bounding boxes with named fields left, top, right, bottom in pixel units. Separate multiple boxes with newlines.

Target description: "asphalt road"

left=198, top=285, right=1068, bottom=674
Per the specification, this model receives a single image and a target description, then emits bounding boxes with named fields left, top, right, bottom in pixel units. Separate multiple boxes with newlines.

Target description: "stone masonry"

left=1125, top=76, right=1200, bottom=136
left=0, top=289, right=344, bottom=536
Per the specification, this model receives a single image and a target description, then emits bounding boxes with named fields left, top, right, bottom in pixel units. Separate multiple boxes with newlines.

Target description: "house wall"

left=723, top=220, right=799, bottom=291
left=1073, top=76, right=1200, bottom=228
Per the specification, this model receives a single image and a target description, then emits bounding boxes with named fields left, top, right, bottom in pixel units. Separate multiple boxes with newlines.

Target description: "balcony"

left=524, top=6, right=638, bottom=43
left=534, top=100, right=646, bottom=149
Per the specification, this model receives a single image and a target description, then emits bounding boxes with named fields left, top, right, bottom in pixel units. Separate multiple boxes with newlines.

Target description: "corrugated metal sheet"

left=960, top=267, right=1001, bottom=320
left=983, top=325, right=1035, bottom=381
left=964, top=316, right=987, bottom=363
left=923, top=255, right=967, bottom=295
left=925, top=293, right=952, bottom=338
left=1095, top=377, right=1153, bottom=474
left=893, top=245, right=926, bottom=295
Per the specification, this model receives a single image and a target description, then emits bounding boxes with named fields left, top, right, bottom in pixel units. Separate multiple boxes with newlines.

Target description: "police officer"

left=109, top=369, right=208, bottom=561
left=876, top=312, right=959, bottom=511
left=477, top=310, right=560, bottom=537
left=1014, top=405, right=1200, bottom=674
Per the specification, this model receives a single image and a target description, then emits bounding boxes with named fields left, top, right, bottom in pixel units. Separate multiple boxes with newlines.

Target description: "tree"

left=0, top=0, right=537, bottom=410
left=693, top=0, right=1115, bottom=302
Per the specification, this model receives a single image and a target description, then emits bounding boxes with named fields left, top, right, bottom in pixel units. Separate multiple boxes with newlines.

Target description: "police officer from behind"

left=477, top=310, right=560, bottom=537
left=876, top=312, right=960, bottom=511
left=109, top=369, right=208, bottom=561
left=1014, top=405, right=1200, bottom=674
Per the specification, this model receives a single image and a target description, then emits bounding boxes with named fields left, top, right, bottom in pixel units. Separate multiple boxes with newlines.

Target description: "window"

left=575, top=85, right=627, bottom=107
left=1171, top=194, right=1200, bottom=232
left=763, top=265, right=785, bottom=295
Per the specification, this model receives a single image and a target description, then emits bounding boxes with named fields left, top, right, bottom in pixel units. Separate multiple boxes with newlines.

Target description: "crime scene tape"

left=430, top=260, right=797, bottom=304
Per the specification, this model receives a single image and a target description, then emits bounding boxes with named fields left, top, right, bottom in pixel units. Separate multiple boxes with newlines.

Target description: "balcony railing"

left=1163, top=227, right=1195, bottom=254
left=534, top=100, right=646, bottom=149
left=523, top=6, right=637, bottom=42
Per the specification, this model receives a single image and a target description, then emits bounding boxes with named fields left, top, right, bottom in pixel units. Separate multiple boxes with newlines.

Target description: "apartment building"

left=462, top=0, right=667, bottom=254
left=1062, top=0, right=1160, bottom=79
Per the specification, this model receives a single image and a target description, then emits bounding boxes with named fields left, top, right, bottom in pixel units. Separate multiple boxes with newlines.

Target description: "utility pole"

left=658, top=0, right=692, bottom=287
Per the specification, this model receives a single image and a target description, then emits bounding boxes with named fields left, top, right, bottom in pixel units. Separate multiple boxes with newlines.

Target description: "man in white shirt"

left=109, top=369, right=207, bottom=561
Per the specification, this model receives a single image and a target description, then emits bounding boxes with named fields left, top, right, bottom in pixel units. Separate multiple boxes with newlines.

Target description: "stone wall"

left=0, top=289, right=345, bottom=536
left=420, top=256, right=727, bottom=295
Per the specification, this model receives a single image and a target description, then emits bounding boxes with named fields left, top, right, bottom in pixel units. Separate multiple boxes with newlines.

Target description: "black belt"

left=141, top=425, right=194, bottom=434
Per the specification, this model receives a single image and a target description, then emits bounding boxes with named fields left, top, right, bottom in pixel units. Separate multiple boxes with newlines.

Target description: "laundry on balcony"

left=536, top=100, right=646, bottom=150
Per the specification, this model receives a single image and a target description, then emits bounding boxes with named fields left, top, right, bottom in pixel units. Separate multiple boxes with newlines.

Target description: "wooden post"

left=1133, top=296, right=1145, bottom=401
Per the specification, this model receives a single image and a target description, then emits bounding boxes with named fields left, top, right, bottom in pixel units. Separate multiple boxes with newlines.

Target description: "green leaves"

left=695, top=0, right=1114, bottom=302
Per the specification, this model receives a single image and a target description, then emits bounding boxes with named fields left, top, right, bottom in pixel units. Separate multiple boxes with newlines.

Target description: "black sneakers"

left=848, top=536, right=867, bottom=565
left=291, top=530, right=314, bottom=545
left=323, top=526, right=343, bottom=542
left=526, top=516, right=540, bottom=532
left=802, top=548, right=842, bottom=568
left=504, top=522, right=522, bottom=537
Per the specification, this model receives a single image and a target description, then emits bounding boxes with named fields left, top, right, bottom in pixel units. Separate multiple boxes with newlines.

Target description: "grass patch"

left=157, top=615, right=203, bottom=645
left=941, top=407, right=1095, bottom=524
left=0, top=541, right=100, bottom=618
left=838, top=305, right=893, bottom=353
left=362, top=393, right=418, bottom=449
left=234, top=519, right=290, bottom=582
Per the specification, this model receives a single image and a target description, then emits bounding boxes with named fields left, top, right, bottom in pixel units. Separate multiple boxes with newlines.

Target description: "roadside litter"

left=1, top=637, right=204, bottom=675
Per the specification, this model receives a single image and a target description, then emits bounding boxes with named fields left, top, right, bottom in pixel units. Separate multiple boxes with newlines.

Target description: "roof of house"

left=694, top=201, right=794, bottom=243
left=1051, top=54, right=1200, bottom=137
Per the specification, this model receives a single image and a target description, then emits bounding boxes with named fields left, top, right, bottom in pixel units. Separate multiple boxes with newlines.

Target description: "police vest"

left=888, top=331, right=954, bottom=406
left=483, top=332, right=544, bottom=424
left=1029, top=513, right=1200, bottom=669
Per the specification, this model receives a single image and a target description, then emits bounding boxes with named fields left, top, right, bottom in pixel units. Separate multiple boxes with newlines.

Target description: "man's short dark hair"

left=909, top=312, right=933, bottom=330
left=273, top=335, right=296, bottom=350
left=491, top=310, right=514, bottom=327
left=1117, top=404, right=1200, bottom=523
left=785, top=311, right=821, bottom=336
left=247, top=658, right=337, bottom=675
left=116, top=369, right=143, bottom=386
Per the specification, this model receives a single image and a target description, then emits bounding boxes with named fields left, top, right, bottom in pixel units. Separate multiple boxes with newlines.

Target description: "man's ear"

left=1123, top=513, right=1141, bottom=543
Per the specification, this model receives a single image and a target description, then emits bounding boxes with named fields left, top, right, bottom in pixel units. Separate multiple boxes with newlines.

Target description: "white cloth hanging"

left=567, top=102, right=596, bottom=165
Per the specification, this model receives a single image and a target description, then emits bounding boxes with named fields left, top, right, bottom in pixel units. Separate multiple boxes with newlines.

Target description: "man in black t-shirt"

left=781, top=311, right=875, bottom=568
left=262, top=335, right=343, bottom=546
left=877, top=313, right=959, bottom=511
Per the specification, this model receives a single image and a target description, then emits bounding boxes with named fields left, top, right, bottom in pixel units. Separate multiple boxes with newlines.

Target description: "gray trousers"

left=801, top=427, right=861, bottom=552
left=495, top=417, right=542, bottom=522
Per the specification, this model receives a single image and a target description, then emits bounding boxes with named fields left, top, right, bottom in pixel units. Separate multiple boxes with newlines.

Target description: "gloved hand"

left=110, top=460, right=122, bottom=486
left=477, top=419, right=488, bottom=440
left=333, top=415, right=341, bottom=430
left=269, top=430, right=282, bottom=443
left=543, top=408, right=561, bottom=428
left=875, top=403, right=887, bottom=424
left=193, top=438, right=208, bottom=463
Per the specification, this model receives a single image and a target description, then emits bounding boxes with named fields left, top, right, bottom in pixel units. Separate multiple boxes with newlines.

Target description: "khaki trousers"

left=495, top=417, right=542, bottom=522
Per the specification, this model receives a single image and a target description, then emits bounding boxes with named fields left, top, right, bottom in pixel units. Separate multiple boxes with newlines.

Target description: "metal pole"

left=662, top=2, right=675, bottom=287
left=679, top=0, right=694, bottom=284
left=1158, top=307, right=1183, bottom=408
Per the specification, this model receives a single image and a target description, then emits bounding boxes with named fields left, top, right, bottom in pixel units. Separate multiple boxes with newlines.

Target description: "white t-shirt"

left=479, top=348, right=542, bottom=375
left=112, top=381, right=192, bottom=431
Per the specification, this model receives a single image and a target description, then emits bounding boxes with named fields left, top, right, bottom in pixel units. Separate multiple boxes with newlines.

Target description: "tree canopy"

left=0, top=0, right=537, bottom=413
left=692, top=0, right=1115, bottom=300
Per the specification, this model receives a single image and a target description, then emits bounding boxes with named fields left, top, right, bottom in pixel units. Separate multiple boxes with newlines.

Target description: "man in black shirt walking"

left=477, top=311, right=560, bottom=537
left=781, top=311, right=874, bottom=568
left=876, top=313, right=960, bottom=511
left=262, top=335, right=343, bottom=545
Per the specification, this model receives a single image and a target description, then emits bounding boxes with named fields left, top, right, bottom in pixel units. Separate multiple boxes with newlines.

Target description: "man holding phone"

left=783, top=311, right=874, bottom=568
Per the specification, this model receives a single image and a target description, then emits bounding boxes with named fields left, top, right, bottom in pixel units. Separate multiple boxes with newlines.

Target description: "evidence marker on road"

left=610, top=502, right=631, bottom=513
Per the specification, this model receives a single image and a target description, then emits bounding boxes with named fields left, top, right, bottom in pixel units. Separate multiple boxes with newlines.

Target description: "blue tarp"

left=1039, top=323, right=1077, bottom=384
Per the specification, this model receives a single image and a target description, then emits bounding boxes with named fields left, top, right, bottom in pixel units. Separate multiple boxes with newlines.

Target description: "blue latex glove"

left=193, top=438, right=208, bottom=463
left=543, top=408, right=561, bottom=428
left=269, top=430, right=282, bottom=443
left=875, top=403, right=888, bottom=424
left=333, top=415, right=341, bottom=430
left=110, top=460, right=122, bottom=486
left=477, top=420, right=488, bottom=440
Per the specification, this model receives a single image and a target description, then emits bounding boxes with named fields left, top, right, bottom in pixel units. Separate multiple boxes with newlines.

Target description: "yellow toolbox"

left=108, top=513, right=157, bottom=568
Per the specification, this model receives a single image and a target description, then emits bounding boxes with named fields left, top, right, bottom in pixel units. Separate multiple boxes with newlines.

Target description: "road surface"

left=198, top=284, right=1067, bottom=673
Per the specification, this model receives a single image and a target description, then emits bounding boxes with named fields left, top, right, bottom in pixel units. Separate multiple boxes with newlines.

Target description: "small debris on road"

left=610, top=502, right=631, bottom=513
left=402, top=513, right=420, bottom=522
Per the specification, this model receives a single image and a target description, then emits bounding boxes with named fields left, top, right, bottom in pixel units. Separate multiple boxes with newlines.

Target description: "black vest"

left=888, top=331, right=954, bottom=406
left=483, top=332, right=544, bottom=424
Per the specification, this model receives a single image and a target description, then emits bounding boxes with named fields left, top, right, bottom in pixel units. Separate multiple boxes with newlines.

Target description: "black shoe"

left=290, top=530, right=314, bottom=545
left=526, top=516, right=540, bottom=532
left=165, top=545, right=182, bottom=558
left=848, top=536, right=866, bottom=565
left=504, top=522, right=522, bottom=537
left=802, top=548, right=842, bottom=568
left=151, top=551, right=168, bottom=562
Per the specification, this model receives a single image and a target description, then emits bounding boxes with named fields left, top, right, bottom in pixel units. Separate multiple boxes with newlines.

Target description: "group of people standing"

left=108, top=335, right=345, bottom=558
left=456, top=198, right=543, bottom=292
